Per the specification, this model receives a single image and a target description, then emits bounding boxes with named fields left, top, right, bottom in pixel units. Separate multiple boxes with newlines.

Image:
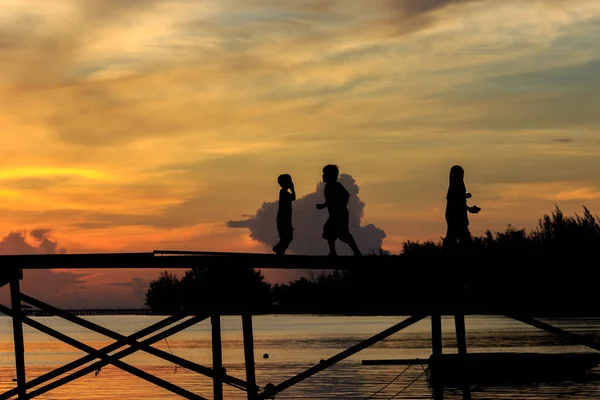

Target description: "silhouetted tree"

left=145, top=271, right=181, bottom=313
left=147, top=207, right=600, bottom=316
left=180, top=266, right=272, bottom=314
left=531, top=206, right=600, bottom=255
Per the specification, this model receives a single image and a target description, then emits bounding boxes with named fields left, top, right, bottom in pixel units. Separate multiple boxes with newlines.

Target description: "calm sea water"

left=0, top=315, right=598, bottom=399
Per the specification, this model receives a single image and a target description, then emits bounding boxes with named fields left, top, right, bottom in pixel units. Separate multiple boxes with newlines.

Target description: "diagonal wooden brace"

left=0, top=313, right=186, bottom=399
left=258, top=314, right=427, bottom=399
left=0, top=304, right=207, bottom=400
left=20, top=293, right=251, bottom=390
left=25, top=314, right=208, bottom=399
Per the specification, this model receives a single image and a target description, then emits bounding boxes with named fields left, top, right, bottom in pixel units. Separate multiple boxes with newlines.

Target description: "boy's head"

left=322, top=164, right=339, bottom=183
left=277, top=174, right=293, bottom=189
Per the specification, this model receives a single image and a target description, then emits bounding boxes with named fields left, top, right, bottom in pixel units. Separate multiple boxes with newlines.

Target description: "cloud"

left=4, top=0, right=598, bottom=150
left=2, top=0, right=600, bottom=263
left=387, top=0, right=478, bottom=15
left=0, top=0, right=167, bottom=85
left=96, top=277, right=149, bottom=306
left=384, top=0, right=482, bottom=30
left=0, top=230, right=154, bottom=308
left=64, top=195, right=215, bottom=229
left=553, top=138, right=574, bottom=144
left=552, top=188, right=600, bottom=201
left=483, top=182, right=600, bottom=204
left=0, top=229, right=67, bottom=255
left=226, top=174, right=386, bottom=255
left=0, top=229, right=95, bottom=308
left=2, top=177, right=70, bottom=190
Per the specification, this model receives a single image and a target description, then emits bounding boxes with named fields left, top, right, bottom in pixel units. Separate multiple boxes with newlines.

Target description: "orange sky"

left=1, top=0, right=600, bottom=307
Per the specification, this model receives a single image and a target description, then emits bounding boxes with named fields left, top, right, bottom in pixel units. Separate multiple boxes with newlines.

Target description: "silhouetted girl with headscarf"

left=443, top=165, right=480, bottom=248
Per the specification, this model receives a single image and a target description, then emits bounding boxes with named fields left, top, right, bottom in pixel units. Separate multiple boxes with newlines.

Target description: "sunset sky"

left=1, top=0, right=600, bottom=307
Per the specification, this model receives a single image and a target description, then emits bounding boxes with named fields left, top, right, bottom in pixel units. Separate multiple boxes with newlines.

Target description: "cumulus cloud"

left=0, top=229, right=93, bottom=308
left=0, top=229, right=67, bottom=255
left=226, top=174, right=386, bottom=255
left=0, top=230, right=153, bottom=308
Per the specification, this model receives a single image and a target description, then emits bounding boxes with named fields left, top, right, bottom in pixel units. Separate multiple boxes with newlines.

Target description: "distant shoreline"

left=4, top=310, right=600, bottom=318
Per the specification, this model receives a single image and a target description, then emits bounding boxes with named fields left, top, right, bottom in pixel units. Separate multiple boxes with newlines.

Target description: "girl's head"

left=449, top=165, right=464, bottom=185
left=277, top=174, right=293, bottom=188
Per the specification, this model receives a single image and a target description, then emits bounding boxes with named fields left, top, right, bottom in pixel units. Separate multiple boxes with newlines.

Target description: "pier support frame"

left=9, top=269, right=26, bottom=399
left=454, top=313, right=472, bottom=399
left=212, top=313, right=224, bottom=400
left=242, top=313, right=258, bottom=400
left=431, top=313, right=444, bottom=399
left=0, top=292, right=252, bottom=400
left=3, top=251, right=600, bottom=400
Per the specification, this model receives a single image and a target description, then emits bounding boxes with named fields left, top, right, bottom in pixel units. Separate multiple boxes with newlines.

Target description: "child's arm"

left=317, top=185, right=327, bottom=210
left=465, top=191, right=479, bottom=213
left=290, top=183, right=296, bottom=201
left=316, top=192, right=326, bottom=210
left=341, top=185, right=350, bottom=205
left=468, top=205, right=481, bottom=214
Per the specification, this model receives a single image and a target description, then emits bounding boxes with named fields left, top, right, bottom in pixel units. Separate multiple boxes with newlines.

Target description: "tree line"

left=145, top=207, right=600, bottom=316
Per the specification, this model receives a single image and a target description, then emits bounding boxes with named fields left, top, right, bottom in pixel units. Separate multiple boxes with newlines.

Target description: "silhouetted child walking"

left=316, top=164, right=361, bottom=256
left=443, top=165, right=481, bottom=249
left=273, top=174, right=295, bottom=255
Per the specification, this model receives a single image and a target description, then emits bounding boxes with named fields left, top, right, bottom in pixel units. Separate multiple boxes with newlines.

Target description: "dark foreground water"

left=0, top=315, right=599, bottom=399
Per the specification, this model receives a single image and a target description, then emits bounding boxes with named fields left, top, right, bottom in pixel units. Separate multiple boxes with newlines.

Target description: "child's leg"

left=322, top=219, right=338, bottom=256
left=457, top=227, right=472, bottom=248
left=346, top=235, right=361, bottom=256
left=339, top=225, right=361, bottom=256
left=443, top=225, right=458, bottom=249
left=327, top=239, right=337, bottom=256
left=273, top=226, right=291, bottom=255
left=280, top=228, right=293, bottom=254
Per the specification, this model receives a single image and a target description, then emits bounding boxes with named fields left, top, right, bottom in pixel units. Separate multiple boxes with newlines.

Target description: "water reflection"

left=0, top=315, right=598, bottom=399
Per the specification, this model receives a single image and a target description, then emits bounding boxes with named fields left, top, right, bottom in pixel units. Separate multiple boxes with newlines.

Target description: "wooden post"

left=242, top=313, right=257, bottom=400
left=211, top=313, right=223, bottom=400
left=454, top=313, right=471, bottom=400
left=432, top=314, right=442, bottom=356
left=454, top=313, right=467, bottom=355
left=431, top=313, right=443, bottom=400
left=10, top=270, right=26, bottom=399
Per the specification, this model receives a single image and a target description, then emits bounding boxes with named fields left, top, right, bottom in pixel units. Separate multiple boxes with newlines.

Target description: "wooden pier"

left=23, top=308, right=155, bottom=316
left=0, top=250, right=599, bottom=399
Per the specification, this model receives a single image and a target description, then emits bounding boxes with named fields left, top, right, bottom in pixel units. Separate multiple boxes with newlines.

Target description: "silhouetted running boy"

left=443, top=165, right=481, bottom=249
left=273, top=174, right=295, bottom=255
left=316, top=164, right=361, bottom=256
